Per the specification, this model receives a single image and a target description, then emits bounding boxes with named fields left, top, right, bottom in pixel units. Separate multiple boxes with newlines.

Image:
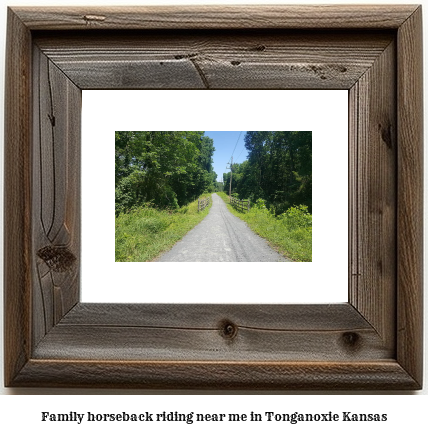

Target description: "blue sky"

left=204, top=131, right=248, bottom=182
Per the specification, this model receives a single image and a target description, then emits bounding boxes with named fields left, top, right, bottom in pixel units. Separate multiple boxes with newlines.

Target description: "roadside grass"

left=115, top=195, right=212, bottom=262
left=217, top=192, right=312, bottom=262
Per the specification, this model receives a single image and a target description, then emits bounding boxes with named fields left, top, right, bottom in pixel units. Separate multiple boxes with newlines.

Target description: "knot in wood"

left=378, top=122, right=393, bottom=149
left=341, top=332, right=361, bottom=350
left=219, top=320, right=238, bottom=340
left=37, top=245, right=76, bottom=272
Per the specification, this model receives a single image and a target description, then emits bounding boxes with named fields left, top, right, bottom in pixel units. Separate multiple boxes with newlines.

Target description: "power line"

left=228, top=131, right=242, bottom=165
left=235, top=145, right=246, bottom=161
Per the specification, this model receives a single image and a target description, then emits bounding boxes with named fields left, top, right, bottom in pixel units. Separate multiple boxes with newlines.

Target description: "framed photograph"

left=4, top=5, right=423, bottom=389
left=82, top=91, right=346, bottom=304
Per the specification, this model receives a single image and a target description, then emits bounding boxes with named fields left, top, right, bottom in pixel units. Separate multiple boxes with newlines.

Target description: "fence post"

left=248, top=199, right=250, bottom=212
left=198, top=198, right=200, bottom=212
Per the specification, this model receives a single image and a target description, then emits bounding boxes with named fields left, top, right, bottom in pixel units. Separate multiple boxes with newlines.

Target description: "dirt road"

left=156, top=193, right=290, bottom=262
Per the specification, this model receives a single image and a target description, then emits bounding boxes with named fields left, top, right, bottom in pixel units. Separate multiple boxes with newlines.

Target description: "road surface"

left=156, top=193, right=291, bottom=262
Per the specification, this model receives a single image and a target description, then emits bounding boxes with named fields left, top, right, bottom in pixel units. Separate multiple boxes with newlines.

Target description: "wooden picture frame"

left=4, top=5, right=423, bottom=390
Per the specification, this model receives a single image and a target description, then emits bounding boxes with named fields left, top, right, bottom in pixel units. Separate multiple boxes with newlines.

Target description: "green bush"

left=278, top=205, right=312, bottom=229
left=254, top=198, right=267, bottom=210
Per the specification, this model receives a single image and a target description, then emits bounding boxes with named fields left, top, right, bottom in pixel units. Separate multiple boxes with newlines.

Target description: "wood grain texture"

left=396, top=6, right=424, bottom=387
left=61, top=303, right=372, bottom=329
left=32, top=47, right=81, bottom=348
left=3, top=5, right=423, bottom=390
left=11, top=5, right=419, bottom=30
left=12, top=360, right=418, bottom=390
left=33, top=304, right=391, bottom=362
left=3, top=8, right=32, bottom=387
left=349, top=40, right=396, bottom=352
left=34, top=31, right=393, bottom=89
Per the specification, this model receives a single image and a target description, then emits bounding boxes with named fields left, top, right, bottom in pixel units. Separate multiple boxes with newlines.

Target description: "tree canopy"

left=223, top=131, right=312, bottom=214
left=115, top=131, right=217, bottom=215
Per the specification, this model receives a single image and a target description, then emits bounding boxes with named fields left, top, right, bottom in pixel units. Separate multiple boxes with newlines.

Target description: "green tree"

left=115, top=131, right=216, bottom=215
left=224, top=131, right=312, bottom=214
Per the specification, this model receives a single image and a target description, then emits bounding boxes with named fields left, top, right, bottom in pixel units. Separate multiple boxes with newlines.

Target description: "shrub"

left=254, top=198, right=267, bottom=210
left=279, top=205, right=312, bottom=229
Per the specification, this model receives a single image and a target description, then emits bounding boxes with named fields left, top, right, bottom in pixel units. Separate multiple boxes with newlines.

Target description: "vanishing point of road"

left=156, top=193, right=291, bottom=262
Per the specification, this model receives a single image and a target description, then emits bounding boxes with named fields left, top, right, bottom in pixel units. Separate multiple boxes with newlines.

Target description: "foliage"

left=216, top=181, right=224, bottom=192
left=115, top=195, right=212, bottom=262
left=278, top=205, right=312, bottom=230
left=115, top=131, right=217, bottom=215
left=223, top=131, right=312, bottom=215
left=254, top=198, right=267, bottom=210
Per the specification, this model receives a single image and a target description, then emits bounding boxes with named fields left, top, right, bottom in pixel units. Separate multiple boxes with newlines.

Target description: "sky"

left=205, top=131, right=248, bottom=182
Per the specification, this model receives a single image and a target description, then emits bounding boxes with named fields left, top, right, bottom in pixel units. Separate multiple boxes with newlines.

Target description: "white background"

left=82, top=89, right=348, bottom=303
left=0, top=0, right=426, bottom=428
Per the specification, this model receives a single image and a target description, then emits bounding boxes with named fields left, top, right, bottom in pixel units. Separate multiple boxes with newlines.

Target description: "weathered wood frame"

left=4, top=5, right=423, bottom=389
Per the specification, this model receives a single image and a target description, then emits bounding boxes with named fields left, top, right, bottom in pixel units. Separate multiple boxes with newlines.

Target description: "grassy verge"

left=217, top=191, right=312, bottom=262
left=115, top=195, right=212, bottom=262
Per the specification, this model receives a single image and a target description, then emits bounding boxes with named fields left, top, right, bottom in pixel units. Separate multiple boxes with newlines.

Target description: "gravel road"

left=156, top=193, right=291, bottom=262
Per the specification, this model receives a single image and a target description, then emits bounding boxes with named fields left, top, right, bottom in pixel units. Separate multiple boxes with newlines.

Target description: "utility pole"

left=227, top=156, right=233, bottom=199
